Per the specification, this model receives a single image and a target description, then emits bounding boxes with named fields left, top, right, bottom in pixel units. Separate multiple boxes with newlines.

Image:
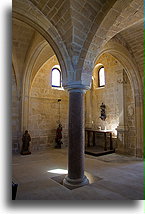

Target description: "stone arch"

left=12, top=47, right=21, bottom=97
left=12, top=63, right=21, bottom=151
left=12, top=62, right=17, bottom=90
left=96, top=41, right=143, bottom=100
left=80, top=0, right=143, bottom=86
left=28, top=55, right=69, bottom=150
left=12, top=1, right=74, bottom=131
left=21, top=39, right=49, bottom=131
left=21, top=38, right=67, bottom=131
left=12, top=12, right=73, bottom=85
left=95, top=41, right=143, bottom=157
left=29, top=55, right=61, bottom=96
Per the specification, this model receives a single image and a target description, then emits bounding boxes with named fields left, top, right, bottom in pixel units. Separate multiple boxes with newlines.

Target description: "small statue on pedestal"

left=55, top=124, right=63, bottom=149
left=100, top=103, right=106, bottom=121
left=21, top=130, right=31, bottom=155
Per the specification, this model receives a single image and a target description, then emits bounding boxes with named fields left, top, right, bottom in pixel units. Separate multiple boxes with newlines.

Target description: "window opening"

left=98, top=67, right=105, bottom=87
left=52, top=67, right=61, bottom=87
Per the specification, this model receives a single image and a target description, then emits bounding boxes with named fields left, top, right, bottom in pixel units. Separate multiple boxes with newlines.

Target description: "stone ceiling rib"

left=117, top=21, right=143, bottom=83
left=13, top=0, right=143, bottom=84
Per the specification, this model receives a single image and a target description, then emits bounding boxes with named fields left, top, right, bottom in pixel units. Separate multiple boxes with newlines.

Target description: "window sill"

left=95, top=86, right=105, bottom=90
left=51, top=87, right=64, bottom=91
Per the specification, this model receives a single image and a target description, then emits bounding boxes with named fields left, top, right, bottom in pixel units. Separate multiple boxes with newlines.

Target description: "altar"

left=85, top=129, right=114, bottom=152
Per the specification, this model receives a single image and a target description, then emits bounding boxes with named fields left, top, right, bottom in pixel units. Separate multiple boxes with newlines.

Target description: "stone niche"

left=29, top=55, right=69, bottom=151
left=85, top=53, right=136, bottom=155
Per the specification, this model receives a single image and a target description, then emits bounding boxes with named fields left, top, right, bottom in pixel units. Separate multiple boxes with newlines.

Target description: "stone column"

left=63, top=84, right=89, bottom=189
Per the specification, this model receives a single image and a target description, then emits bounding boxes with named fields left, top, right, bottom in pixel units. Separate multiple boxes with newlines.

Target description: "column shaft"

left=63, top=87, right=89, bottom=189
left=68, top=91, right=84, bottom=179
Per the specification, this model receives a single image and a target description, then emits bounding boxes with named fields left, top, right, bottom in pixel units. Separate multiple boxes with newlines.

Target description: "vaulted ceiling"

left=12, top=18, right=55, bottom=85
left=12, top=0, right=143, bottom=87
left=116, top=21, right=143, bottom=82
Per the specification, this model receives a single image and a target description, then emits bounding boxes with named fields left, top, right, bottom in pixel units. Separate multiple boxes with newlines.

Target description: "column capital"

left=64, top=82, right=90, bottom=93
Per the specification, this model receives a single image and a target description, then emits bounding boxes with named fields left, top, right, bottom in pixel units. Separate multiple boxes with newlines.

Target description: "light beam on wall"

left=111, top=123, right=119, bottom=136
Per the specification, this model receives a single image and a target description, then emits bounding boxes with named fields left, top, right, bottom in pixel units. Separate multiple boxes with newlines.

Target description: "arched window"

left=51, top=65, right=61, bottom=87
left=98, top=67, right=105, bottom=87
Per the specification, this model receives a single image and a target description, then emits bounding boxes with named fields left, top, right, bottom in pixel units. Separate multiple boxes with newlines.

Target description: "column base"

left=63, top=175, right=89, bottom=190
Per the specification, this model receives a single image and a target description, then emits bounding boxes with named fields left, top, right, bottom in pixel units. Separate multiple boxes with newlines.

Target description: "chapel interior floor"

left=12, top=147, right=144, bottom=200
left=85, top=145, right=115, bottom=156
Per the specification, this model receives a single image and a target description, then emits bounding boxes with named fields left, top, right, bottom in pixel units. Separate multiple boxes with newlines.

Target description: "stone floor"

left=12, top=148, right=144, bottom=200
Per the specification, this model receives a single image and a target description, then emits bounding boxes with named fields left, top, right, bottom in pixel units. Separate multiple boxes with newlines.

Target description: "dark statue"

left=21, top=130, right=31, bottom=155
left=100, top=103, right=106, bottom=121
left=12, top=181, right=18, bottom=200
left=55, top=124, right=63, bottom=149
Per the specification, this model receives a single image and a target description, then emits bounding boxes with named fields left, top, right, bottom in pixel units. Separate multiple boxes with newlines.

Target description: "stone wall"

left=86, top=53, right=120, bottom=134
left=85, top=53, right=136, bottom=154
left=12, top=52, right=138, bottom=155
left=29, top=55, right=69, bottom=151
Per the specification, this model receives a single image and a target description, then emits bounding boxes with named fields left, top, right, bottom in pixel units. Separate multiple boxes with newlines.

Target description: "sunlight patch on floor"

left=48, top=169, right=68, bottom=174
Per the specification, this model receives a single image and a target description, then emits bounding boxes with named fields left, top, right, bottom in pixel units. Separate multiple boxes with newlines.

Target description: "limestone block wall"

left=86, top=53, right=120, bottom=134
left=29, top=56, right=69, bottom=150
left=85, top=53, right=136, bottom=154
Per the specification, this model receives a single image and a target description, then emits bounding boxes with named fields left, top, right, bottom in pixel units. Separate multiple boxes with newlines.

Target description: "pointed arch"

left=12, top=0, right=74, bottom=131
left=95, top=41, right=143, bottom=157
